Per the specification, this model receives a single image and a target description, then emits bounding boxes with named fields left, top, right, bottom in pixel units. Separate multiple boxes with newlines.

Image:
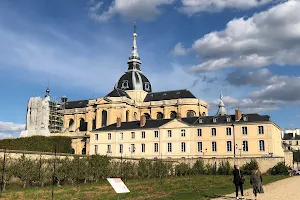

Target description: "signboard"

left=107, top=178, right=130, bottom=194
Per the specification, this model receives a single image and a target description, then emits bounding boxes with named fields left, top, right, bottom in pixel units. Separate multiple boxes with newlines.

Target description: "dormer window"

left=199, top=118, right=203, bottom=123
left=145, top=82, right=150, bottom=91
left=163, top=93, right=167, bottom=96
left=243, top=116, right=248, bottom=121
left=121, top=80, right=129, bottom=89
left=176, top=92, right=180, bottom=95
left=227, top=117, right=231, bottom=122
left=213, top=118, right=218, bottom=123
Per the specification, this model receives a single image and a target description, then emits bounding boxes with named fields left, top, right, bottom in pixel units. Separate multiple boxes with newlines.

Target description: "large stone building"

left=53, top=26, right=208, bottom=154
left=282, top=129, right=300, bottom=151
left=90, top=96, right=285, bottom=158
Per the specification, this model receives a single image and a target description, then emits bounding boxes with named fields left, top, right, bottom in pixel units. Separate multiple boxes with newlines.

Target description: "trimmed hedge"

left=0, top=136, right=73, bottom=153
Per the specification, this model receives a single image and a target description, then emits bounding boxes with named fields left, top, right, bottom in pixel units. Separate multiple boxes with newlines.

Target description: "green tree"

left=192, top=159, right=205, bottom=175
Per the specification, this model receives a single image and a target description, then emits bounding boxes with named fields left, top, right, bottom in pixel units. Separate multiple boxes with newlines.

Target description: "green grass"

left=1, top=175, right=288, bottom=200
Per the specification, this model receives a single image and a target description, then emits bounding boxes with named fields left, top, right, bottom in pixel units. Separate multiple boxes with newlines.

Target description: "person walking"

left=233, top=165, right=244, bottom=199
left=250, top=164, right=264, bottom=200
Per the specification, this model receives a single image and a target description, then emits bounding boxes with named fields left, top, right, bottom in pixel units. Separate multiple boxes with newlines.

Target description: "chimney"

left=235, top=108, right=242, bottom=121
left=176, top=113, right=181, bottom=119
left=140, top=115, right=146, bottom=127
left=116, top=117, right=121, bottom=127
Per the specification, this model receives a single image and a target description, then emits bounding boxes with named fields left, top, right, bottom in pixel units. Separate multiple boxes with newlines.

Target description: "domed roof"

left=115, top=71, right=152, bottom=92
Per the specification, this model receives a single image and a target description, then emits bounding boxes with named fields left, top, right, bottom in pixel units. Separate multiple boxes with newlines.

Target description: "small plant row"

left=0, top=155, right=288, bottom=191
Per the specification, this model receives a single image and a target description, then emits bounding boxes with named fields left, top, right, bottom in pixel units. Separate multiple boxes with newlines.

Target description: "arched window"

left=69, top=119, right=74, bottom=127
left=71, top=148, right=75, bottom=154
left=144, top=113, right=151, bottom=120
left=102, top=110, right=108, bottom=127
left=202, top=112, right=206, bottom=116
left=170, top=111, right=177, bottom=119
left=82, top=148, right=86, bottom=155
left=134, top=112, right=138, bottom=121
left=126, top=110, right=130, bottom=122
left=92, top=118, right=96, bottom=130
left=187, top=110, right=196, bottom=118
left=79, top=118, right=87, bottom=131
left=156, top=112, right=163, bottom=119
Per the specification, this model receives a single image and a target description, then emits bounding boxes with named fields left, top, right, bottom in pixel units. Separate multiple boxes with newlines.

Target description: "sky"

left=1, top=0, right=300, bottom=138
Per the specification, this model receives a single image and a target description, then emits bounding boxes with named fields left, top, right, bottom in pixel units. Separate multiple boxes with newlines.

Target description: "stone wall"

left=0, top=149, right=290, bottom=173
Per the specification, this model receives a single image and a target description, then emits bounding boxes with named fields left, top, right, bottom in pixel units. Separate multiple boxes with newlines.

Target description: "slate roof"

left=144, top=89, right=196, bottom=102
left=65, top=100, right=89, bottom=109
left=93, top=119, right=173, bottom=131
left=106, top=88, right=131, bottom=99
left=283, top=133, right=300, bottom=140
left=93, top=113, right=271, bottom=132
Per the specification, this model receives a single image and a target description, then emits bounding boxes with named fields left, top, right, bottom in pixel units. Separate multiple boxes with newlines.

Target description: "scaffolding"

left=48, top=97, right=65, bottom=133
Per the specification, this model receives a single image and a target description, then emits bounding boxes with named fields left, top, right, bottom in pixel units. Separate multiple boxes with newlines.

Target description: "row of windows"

left=95, top=126, right=265, bottom=141
left=94, top=140, right=266, bottom=154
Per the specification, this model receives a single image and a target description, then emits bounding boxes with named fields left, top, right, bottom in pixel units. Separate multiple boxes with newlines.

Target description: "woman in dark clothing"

left=233, top=165, right=244, bottom=199
left=250, top=164, right=264, bottom=200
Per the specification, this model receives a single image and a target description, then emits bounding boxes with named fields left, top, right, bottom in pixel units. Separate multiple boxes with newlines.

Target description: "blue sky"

left=1, top=0, right=300, bottom=138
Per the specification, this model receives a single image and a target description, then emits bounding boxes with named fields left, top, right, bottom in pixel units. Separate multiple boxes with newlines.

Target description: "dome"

left=115, top=71, right=152, bottom=92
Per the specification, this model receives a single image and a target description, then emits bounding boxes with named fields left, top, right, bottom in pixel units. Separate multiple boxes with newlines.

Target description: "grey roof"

left=93, top=113, right=271, bottom=132
left=144, top=89, right=196, bottom=102
left=106, top=88, right=131, bottom=99
left=115, top=71, right=152, bottom=92
left=65, top=100, right=89, bottom=109
left=283, top=133, right=300, bottom=140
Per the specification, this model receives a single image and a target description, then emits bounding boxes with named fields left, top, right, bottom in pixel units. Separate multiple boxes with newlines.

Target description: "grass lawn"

left=1, top=175, right=288, bottom=200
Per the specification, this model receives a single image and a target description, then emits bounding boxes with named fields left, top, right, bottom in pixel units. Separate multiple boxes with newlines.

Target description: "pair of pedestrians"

left=233, top=164, right=264, bottom=200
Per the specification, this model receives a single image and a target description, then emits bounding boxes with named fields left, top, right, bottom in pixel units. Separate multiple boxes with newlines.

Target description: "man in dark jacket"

left=233, top=165, right=244, bottom=199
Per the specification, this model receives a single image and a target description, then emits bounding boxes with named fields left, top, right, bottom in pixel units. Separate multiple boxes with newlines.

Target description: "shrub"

left=241, top=159, right=258, bottom=175
left=192, top=159, right=205, bottom=175
left=217, top=161, right=232, bottom=175
left=205, top=163, right=217, bottom=175
left=270, top=162, right=289, bottom=175
left=175, top=163, right=189, bottom=176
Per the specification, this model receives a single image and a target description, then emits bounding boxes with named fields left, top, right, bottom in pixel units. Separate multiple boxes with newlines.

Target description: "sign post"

left=107, top=178, right=130, bottom=199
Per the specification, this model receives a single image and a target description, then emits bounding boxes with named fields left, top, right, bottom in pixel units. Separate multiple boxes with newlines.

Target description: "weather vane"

left=133, top=22, right=137, bottom=33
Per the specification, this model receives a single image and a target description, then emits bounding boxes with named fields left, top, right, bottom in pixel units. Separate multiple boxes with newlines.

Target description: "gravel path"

left=212, top=176, right=300, bottom=200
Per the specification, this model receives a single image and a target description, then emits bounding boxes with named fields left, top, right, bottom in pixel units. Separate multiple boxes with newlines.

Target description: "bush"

left=241, top=159, right=258, bottom=175
left=217, top=161, right=232, bottom=175
left=192, top=159, right=205, bottom=175
left=0, top=136, right=73, bottom=153
left=175, top=163, right=190, bottom=176
left=270, top=162, right=289, bottom=175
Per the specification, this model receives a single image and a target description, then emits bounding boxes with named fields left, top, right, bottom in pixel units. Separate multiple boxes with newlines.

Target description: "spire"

left=216, top=92, right=227, bottom=116
left=127, top=22, right=142, bottom=71
left=45, top=87, right=50, bottom=97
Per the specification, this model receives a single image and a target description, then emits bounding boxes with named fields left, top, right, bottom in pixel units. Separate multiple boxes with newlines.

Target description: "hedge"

left=0, top=136, right=73, bottom=153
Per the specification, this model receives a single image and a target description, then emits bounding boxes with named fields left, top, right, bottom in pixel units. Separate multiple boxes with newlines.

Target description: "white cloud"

left=180, top=0, right=274, bottom=15
left=0, top=121, right=25, bottom=139
left=170, top=43, right=188, bottom=56
left=180, top=0, right=300, bottom=72
left=88, top=0, right=175, bottom=22
left=211, top=95, right=279, bottom=114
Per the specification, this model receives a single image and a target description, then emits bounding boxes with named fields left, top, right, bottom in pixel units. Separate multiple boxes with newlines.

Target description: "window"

left=142, top=144, right=145, bottom=153
left=145, top=82, right=150, bottom=91
left=168, top=130, right=172, bottom=137
left=226, top=127, right=232, bottom=136
left=187, top=110, right=196, bottom=117
left=156, top=112, right=164, bottom=119
left=168, top=143, right=172, bottom=152
left=227, top=117, right=231, bottom=122
left=197, top=129, right=202, bottom=136
left=108, top=133, right=112, bottom=140
left=259, top=140, right=265, bottom=151
left=181, top=129, right=186, bottom=137
left=242, top=141, right=248, bottom=152
left=197, top=142, right=202, bottom=152
left=119, top=144, right=123, bottom=153
left=107, top=145, right=111, bottom=153
left=121, top=80, right=129, bottom=89
left=258, top=126, right=264, bottom=134
left=199, top=118, right=204, bottom=123
left=242, top=127, right=248, bottom=135
left=243, top=116, right=248, bottom=121
left=227, top=141, right=232, bottom=152
left=154, top=143, right=159, bottom=152
left=213, top=118, right=218, bottom=123
left=181, top=142, right=186, bottom=152
left=95, top=145, right=98, bottom=154
left=154, top=130, right=159, bottom=138
left=131, top=132, right=135, bottom=139
left=170, top=111, right=177, bottom=119
left=130, top=144, right=135, bottom=152
left=211, top=128, right=216, bottom=136
left=289, top=141, right=292, bottom=145
left=120, top=133, right=123, bottom=140
left=95, top=134, right=98, bottom=141
left=141, top=131, right=146, bottom=138
left=297, top=141, right=299, bottom=145
left=212, top=142, right=217, bottom=152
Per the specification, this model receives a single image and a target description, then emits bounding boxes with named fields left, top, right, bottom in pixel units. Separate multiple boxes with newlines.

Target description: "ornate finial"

left=133, top=22, right=137, bottom=33
left=220, top=92, right=223, bottom=100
